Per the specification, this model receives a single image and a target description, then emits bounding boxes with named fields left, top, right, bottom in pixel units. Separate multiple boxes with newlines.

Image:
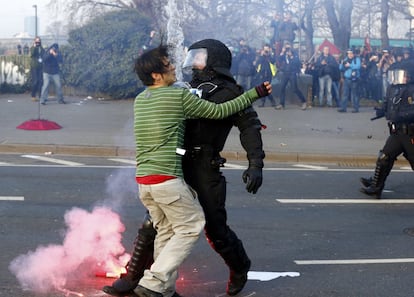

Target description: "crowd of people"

left=227, top=12, right=414, bottom=113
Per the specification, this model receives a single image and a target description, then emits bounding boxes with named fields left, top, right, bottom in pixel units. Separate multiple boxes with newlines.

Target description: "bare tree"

left=46, top=0, right=413, bottom=57
left=380, top=0, right=390, bottom=48
left=324, top=0, right=353, bottom=51
left=300, top=0, right=316, bottom=61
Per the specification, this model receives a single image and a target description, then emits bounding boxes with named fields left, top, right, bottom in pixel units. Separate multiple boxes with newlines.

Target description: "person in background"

left=29, top=37, right=45, bottom=102
left=270, top=12, right=282, bottom=55
left=17, top=44, right=22, bottom=55
left=234, top=38, right=256, bottom=91
left=315, top=46, right=338, bottom=107
left=40, top=43, right=65, bottom=105
left=366, top=53, right=382, bottom=101
left=275, top=43, right=307, bottom=110
left=255, top=44, right=277, bottom=107
left=338, top=49, right=361, bottom=113
left=126, top=44, right=271, bottom=297
left=277, top=12, right=298, bottom=46
left=378, top=49, right=395, bottom=100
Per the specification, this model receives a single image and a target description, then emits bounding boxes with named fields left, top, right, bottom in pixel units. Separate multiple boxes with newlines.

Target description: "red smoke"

left=9, top=206, right=129, bottom=293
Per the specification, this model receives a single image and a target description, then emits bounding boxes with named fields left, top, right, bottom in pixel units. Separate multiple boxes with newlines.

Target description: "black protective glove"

left=242, top=165, right=263, bottom=194
left=255, top=82, right=271, bottom=98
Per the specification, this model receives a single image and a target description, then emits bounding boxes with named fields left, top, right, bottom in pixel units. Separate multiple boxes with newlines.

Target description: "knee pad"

left=141, top=212, right=153, bottom=229
left=377, top=151, right=391, bottom=166
left=137, top=212, right=156, bottom=240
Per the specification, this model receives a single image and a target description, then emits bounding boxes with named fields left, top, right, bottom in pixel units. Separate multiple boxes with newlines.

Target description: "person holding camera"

left=29, top=37, right=45, bottom=102
left=378, top=49, right=395, bottom=99
left=255, top=44, right=277, bottom=107
left=338, top=49, right=361, bottom=113
left=275, top=43, right=307, bottom=110
left=40, top=43, right=65, bottom=105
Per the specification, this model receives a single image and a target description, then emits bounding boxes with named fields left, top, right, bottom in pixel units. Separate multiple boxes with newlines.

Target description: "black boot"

left=227, top=259, right=251, bottom=296
left=360, top=153, right=393, bottom=199
left=209, top=230, right=251, bottom=296
left=103, top=214, right=156, bottom=296
left=360, top=176, right=372, bottom=188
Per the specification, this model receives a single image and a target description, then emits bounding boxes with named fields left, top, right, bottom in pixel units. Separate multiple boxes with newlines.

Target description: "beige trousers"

left=137, top=178, right=205, bottom=296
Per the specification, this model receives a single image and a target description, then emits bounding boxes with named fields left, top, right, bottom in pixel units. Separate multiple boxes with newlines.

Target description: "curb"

left=1, top=143, right=411, bottom=167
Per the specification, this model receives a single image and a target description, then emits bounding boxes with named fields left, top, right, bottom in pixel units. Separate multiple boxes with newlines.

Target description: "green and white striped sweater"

left=134, top=85, right=259, bottom=178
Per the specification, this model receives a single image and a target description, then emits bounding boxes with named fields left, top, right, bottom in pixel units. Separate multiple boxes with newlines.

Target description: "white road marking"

left=224, top=163, right=246, bottom=169
left=108, top=158, right=136, bottom=165
left=0, top=196, right=24, bottom=201
left=248, top=271, right=300, bottom=281
left=21, top=155, right=84, bottom=166
left=0, top=162, right=10, bottom=165
left=277, top=199, right=414, bottom=204
left=295, top=258, right=414, bottom=265
left=293, top=164, right=328, bottom=170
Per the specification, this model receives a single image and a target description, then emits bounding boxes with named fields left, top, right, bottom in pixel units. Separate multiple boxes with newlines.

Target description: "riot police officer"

left=103, top=39, right=265, bottom=296
left=360, top=60, right=414, bottom=198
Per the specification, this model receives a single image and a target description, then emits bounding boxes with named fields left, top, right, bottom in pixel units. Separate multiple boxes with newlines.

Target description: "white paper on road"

left=248, top=271, right=300, bottom=281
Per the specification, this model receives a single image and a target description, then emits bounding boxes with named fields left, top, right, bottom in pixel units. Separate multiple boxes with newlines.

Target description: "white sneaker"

left=275, top=104, right=284, bottom=110
left=301, top=102, right=307, bottom=110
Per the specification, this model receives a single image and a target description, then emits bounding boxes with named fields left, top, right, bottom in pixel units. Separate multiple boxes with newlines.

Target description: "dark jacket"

left=42, top=44, right=62, bottom=75
left=185, top=72, right=264, bottom=163
left=315, top=54, right=338, bottom=78
left=277, top=51, right=301, bottom=74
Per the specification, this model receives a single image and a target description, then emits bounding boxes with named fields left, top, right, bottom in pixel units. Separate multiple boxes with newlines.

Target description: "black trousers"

left=182, top=154, right=250, bottom=272
left=31, top=66, right=43, bottom=98
left=279, top=72, right=306, bottom=106
left=382, top=133, right=414, bottom=169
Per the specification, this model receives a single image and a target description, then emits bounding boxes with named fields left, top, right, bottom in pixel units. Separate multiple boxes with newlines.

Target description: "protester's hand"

left=255, top=81, right=272, bottom=97
left=242, top=166, right=263, bottom=194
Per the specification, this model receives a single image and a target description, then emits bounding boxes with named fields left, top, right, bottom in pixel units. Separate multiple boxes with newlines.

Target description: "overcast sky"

left=0, top=0, right=52, bottom=38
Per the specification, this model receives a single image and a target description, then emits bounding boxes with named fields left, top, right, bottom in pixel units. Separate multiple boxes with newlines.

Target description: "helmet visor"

left=388, top=69, right=408, bottom=85
left=182, top=48, right=208, bottom=74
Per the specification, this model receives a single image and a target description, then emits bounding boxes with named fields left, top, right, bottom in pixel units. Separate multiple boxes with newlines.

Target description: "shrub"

left=61, top=10, right=151, bottom=99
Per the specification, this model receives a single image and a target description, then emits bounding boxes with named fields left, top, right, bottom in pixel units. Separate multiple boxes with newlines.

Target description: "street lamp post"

left=32, top=4, right=37, bottom=37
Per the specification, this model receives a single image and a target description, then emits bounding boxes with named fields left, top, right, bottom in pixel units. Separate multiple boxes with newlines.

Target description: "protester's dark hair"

left=134, top=44, right=170, bottom=86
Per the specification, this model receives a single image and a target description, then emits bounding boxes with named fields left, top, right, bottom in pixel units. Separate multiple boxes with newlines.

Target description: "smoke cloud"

left=9, top=206, right=129, bottom=293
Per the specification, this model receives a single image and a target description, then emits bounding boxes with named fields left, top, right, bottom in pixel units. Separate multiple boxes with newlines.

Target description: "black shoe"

left=337, top=109, right=346, bottom=113
left=132, top=285, right=163, bottom=297
left=360, top=177, right=372, bottom=188
left=40, top=102, right=46, bottom=105
left=360, top=186, right=383, bottom=199
left=58, top=100, right=66, bottom=104
left=226, top=260, right=251, bottom=296
left=351, top=109, right=359, bottom=113
left=102, top=277, right=138, bottom=296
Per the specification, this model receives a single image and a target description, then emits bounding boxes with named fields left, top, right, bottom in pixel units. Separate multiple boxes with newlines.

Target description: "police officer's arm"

left=232, top=106, right=265, bottom=194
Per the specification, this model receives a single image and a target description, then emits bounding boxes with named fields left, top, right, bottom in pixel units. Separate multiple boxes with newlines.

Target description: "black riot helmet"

left=388, top=59, right=414, bottom=85
left=182, top=39, right=234, bottom=80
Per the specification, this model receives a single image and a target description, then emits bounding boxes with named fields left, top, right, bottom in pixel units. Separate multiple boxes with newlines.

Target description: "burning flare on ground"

left=9, top=206, right=130, bottom=293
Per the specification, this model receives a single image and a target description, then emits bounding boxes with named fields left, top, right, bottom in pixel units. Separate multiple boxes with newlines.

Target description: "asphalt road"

left=1, top=155, right=414, bottom=297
